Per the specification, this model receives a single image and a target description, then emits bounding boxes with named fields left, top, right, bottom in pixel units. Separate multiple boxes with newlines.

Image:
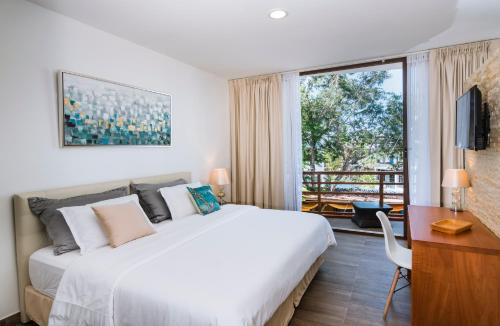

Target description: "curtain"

left=229, top=74, right=284, bottom=209
left=281, top=72, right=302, bottom=211
left=407, top=52, right=440, bottom=206
left=429, top=41, right=489, bottom=207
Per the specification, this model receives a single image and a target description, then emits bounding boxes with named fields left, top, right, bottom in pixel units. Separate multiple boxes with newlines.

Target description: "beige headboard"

left=13, top=172, right=191, bottom=322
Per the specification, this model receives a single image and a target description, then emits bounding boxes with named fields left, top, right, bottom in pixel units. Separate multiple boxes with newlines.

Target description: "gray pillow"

left=131, top=179, right=186, bottom=223
left=28, top=186, right=128, bottom=255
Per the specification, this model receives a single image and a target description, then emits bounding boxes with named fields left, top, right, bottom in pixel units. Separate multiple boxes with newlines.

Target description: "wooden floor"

left=8, top=233, right=410, bottom=326
left=290, top=232, right=411, bottom=326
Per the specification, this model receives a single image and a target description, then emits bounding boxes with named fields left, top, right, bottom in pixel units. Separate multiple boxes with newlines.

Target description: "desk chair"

left=376, top=211, right=412, bottom=319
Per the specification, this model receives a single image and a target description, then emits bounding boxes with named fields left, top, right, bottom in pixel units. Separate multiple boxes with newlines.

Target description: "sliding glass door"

left=300, top=59, right=409, bottom=238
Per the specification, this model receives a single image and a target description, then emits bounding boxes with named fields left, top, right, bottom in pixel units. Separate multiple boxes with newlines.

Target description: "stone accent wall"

left=464, top=49, right=500, bottom=238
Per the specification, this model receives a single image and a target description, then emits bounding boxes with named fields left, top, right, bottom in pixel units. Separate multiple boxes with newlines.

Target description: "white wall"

left=0, top=0, right=229, bottom=318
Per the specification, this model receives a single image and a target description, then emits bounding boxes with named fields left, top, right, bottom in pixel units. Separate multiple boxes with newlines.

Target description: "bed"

left=14, top=172, right=336, bottom=326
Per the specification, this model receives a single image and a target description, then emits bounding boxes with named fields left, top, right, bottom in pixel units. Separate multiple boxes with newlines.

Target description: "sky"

left=382, top=69, right=403, bottom=95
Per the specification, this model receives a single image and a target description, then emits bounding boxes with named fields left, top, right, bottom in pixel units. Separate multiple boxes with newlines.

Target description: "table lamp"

left=209, top=168, right=230, bottom=204
left=441, top=169, right=470, bottom=212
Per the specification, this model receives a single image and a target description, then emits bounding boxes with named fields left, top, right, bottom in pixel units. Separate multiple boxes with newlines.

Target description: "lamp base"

left=217, top=189, right=226, bottom=205
left=450, top=188, right=464, bottom=213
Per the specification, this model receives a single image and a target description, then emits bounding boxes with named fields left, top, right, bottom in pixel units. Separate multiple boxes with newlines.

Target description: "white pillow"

left=58, top=194, right=149, bottom=255
left=159, top=182, right=202, bottom=220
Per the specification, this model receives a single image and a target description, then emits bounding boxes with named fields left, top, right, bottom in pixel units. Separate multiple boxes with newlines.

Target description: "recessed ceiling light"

left=269, top=9, right=287, bottom=20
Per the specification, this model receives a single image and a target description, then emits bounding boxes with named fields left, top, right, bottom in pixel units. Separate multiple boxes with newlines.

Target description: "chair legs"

left=383, top=267, right=400, bottom=319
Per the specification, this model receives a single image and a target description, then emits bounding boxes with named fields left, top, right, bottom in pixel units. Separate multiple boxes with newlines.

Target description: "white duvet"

left=49, top=205, right=336, bottom=326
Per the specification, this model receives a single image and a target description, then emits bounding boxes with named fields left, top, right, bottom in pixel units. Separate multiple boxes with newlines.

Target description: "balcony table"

left=351, top=201, right=392, bottom=227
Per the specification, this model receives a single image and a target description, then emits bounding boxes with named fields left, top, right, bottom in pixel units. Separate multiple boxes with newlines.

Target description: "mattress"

left=29, top=246, right=80, bottom=299
left=29, top=219, right=172, bottom=298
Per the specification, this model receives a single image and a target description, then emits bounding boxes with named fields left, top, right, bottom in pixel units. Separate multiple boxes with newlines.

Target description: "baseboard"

left=0, top=312, right=21, bottom=326
left=333, top=227, right=405, bottom=239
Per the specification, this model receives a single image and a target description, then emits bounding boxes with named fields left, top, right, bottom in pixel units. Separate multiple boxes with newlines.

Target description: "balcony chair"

left=301, top=202, right=318, bottom=212
left=389, top=203, right=405, bottom=214
left=322, top=202, right=353, bottom=212
left=376, top=211, right=412, bottom=319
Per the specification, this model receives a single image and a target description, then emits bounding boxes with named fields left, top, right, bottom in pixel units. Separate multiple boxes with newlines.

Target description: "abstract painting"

left=59, top=72, right=171, bottom=146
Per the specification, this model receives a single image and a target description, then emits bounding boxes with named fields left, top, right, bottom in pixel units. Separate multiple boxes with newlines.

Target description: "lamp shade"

left=441, top=169, right=470, bottom=188
left=210, top=168, right=229, bottom=186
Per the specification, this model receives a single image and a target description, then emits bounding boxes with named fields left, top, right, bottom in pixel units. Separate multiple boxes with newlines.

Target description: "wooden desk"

left=409, top=206, right=500, bottom=326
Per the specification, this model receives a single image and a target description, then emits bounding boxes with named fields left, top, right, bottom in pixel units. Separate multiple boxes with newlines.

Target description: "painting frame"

left=58, top=71, right=172, bottom=147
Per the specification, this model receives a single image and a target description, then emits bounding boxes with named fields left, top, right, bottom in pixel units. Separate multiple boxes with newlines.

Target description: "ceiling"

left=28, top=0, right=500, bottom=79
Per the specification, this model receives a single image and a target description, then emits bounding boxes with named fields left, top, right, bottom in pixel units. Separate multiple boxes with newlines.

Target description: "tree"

left=301, top=74, right=342, bottom=171
left=301, top=70, right=403, bottom=174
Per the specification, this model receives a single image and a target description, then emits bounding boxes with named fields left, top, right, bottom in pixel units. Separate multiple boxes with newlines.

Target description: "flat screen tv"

left=456, top=85, right=489, bottom=150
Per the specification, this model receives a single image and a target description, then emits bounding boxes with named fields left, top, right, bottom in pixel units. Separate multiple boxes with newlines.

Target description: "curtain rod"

left=228, top=37, right=497, bottom=81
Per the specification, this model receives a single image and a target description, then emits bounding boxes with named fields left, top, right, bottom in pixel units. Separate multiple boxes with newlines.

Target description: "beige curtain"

left=229, top=74, right=284, bottom=209
left=429, top=41, right=490, bottom=207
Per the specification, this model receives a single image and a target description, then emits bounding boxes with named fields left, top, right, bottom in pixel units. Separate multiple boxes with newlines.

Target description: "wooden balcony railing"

left=302, top=171, right=405, bottom=220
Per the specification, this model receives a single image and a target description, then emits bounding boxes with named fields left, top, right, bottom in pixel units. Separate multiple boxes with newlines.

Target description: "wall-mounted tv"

left=456, top=85, right=489, bottom=150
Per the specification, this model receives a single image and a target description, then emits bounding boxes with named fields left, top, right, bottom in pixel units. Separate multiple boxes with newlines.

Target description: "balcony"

left=302, top=171, right=406, bottom=236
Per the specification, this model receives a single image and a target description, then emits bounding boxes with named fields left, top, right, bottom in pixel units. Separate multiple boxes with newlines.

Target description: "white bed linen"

left=29, top=247, right=80, bottom=298
left=28, top=220, right=172, bottom=299
left=159, top=182, right=202, bottom=220
left=49, top=205, right=336, bottom=326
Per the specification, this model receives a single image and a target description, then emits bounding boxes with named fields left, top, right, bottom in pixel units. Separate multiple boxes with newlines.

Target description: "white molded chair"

left=376, top=211, right=412, bottom=319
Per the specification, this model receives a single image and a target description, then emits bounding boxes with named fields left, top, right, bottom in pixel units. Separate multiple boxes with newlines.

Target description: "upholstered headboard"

left=13, top=172, right=191, bottom=322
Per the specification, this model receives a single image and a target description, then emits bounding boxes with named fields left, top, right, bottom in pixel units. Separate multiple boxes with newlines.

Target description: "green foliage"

left=301, top=71, right=403, bottom=172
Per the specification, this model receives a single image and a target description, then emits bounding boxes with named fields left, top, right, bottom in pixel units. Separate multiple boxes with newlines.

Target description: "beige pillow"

left=92, top=202, right=156, bottom=248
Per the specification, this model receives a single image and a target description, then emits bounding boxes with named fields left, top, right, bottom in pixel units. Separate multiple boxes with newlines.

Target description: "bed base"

left=25, top=286, right=52, bottom=326
left=266, top=254, right=324, bottom=325
left=24, top=255, right=324, bottom=326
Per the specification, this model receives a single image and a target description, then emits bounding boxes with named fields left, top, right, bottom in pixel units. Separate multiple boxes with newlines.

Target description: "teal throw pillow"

left=187, top=185, right=221, bottom=215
